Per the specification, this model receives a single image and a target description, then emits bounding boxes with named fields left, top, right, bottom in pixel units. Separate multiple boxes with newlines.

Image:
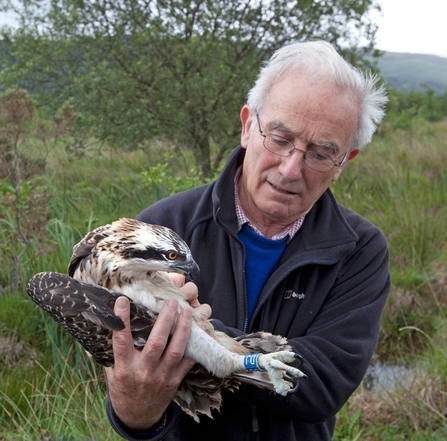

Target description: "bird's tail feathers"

left=235, top=331, right=292, bottom=353
left=202, top=329, right=292, bottom=356
left=232, top=371, right=277, bottom=391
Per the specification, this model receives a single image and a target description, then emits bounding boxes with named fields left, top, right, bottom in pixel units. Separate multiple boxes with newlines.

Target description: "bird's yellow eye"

left=167, top=251, right=178, bottom=260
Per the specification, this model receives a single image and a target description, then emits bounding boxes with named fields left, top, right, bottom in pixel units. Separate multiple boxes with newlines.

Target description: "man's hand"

left=105, top=297, right=196, bottom=431
left=105, top=276, right=212, bottom=431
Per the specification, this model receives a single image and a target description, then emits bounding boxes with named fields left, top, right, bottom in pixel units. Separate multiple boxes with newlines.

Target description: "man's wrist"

left=121, top=412, right=167, bottom=438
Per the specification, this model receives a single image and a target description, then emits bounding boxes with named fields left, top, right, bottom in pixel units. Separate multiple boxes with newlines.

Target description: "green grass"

left=1, top=119, right=447, bottom=438
left=331, top=120, right=447, bottom=438
left=0, top=357, right=121, bottom=440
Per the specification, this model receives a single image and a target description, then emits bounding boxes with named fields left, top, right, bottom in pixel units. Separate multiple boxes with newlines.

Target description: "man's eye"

left=308, top=150, right=332, bottom=162
left=270, top=135, right=292, bottom=147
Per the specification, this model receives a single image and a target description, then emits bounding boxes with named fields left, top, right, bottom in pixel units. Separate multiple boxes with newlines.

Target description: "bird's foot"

left=243, top=351, right=307, bottom=395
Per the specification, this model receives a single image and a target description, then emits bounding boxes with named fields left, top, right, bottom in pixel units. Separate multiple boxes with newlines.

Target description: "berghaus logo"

left=284, top=290, right=305, bottom=300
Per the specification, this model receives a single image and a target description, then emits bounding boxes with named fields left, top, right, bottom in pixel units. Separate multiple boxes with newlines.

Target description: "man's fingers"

left=169, top=274, right=208, bottom=320
left=192, top=303, right=212, bottom=324
left=180, top=281, right=200, bottom=307
left=111, top=296, right=134, bottom=364
left=180, top=281, right=198, bottom=299
left=141, top=299, right=179, bottom=358
left=170, top=273, right=185, bottom=288
left=114, top=296, right=130, bottom=320
left=167, top=307, right=192, bottom=357
left=164, top=307, right=196, bottom=376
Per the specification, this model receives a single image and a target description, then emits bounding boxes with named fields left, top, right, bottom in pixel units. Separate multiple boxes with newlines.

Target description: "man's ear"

left=240, top=105, right=252, bottom=149
left=347, top=148, right=360, bottom=161
left=332, top=148, right=360, bottom=181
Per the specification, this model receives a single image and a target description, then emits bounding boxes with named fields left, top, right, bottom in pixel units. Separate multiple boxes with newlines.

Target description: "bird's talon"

left=285, top=375, right=300, bottom=395
left=293, top=352, right=304, bottom=367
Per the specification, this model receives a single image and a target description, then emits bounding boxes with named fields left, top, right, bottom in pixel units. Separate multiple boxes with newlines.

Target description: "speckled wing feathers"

left=27, top=271, right=156, bottom=367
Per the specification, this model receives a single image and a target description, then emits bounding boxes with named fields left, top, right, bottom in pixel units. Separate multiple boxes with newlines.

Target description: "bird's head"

left=85, top=218, right=200, bottom=282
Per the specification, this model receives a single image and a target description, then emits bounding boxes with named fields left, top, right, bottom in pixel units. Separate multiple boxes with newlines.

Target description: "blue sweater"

left=238, top=225, right=287, bottom=322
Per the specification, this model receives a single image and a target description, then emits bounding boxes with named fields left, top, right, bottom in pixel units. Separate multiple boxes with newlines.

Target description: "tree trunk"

left=193, top=132, right=212, bottom=179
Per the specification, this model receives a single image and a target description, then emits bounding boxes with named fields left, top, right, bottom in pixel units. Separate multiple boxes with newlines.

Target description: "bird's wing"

left=27, top=272, right=156, bottom=366
left=68, top=225, right=111, bottom=277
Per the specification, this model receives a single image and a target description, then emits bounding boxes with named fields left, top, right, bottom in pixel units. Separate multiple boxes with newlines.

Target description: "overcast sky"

left=1, top=1, right=447, bottom=59
left=375, top=0, right=447, bottom=58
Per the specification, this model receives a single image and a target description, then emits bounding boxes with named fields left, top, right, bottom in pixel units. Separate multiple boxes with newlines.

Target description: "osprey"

left=27, top=218, right=306, bottom=421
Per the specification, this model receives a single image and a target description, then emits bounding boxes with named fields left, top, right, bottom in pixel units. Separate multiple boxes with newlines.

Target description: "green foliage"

left=0, top=358, right=120, bottom=440
left=333, top=120, right=447, bottom=362
left=0, top=89, right=48, bottom=291
left=386, top=88, right=447, bottom=131
left=0, top=294, right=41, bottom=343
left=140, top=152, right=218, bottom=200
left=333, top=405, right=364, bottom=440
left=1, top=0, right=382, bottom=176
left=0, top=87, right=76, bottom=291
left=334, top=125, right=447, bottom=277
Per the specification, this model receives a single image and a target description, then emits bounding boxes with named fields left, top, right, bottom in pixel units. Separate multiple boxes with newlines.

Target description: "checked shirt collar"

left=234, top=166, right=304, bottom=242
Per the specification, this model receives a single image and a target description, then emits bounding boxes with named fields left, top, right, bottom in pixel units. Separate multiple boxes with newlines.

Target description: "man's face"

left=239, top=73, right=360, bottom=236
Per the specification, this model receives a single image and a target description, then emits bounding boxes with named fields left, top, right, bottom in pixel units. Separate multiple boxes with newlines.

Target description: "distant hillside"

left=1, top=38, right=447, bottom=95
left=377, top=52, right=447, bottom=94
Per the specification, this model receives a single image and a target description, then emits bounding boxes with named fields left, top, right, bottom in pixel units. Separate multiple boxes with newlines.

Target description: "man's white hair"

left=246, top=40, right=388, bottom=149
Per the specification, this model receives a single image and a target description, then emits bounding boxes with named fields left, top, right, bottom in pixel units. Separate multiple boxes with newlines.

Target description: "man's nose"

left=277, top=147, right=306, bottom=179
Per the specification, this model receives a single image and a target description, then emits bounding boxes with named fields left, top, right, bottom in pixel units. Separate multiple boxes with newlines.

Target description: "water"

left=363, top=361, right=419, bottom=392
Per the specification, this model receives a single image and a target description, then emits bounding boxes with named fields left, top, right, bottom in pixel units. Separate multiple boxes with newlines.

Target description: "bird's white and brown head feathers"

left=68, top=218, right=200, bottom=292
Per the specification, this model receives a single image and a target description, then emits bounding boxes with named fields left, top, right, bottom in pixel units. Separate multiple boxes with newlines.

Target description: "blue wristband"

left=244, top=353, right=261, bottom=371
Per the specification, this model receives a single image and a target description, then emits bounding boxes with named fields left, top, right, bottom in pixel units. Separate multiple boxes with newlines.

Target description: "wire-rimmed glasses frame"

left=255, top=113, right=350, bottom=173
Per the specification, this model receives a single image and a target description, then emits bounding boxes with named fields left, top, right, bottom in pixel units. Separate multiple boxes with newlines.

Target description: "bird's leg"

left=185, top=324, right=305, bottom=395
left=250, top=352, right=307, bottom=395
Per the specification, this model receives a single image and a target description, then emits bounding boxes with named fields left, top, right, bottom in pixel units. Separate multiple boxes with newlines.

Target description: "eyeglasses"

left=256, top=114, right=349, bottom=173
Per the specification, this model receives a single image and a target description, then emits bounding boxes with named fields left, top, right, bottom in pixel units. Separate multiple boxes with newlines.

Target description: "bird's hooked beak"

left=175, top=258, right=200, bottom=283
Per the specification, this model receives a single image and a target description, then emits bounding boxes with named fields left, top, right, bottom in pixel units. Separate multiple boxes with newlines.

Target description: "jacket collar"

left=212, top=146, right=245, bottom=231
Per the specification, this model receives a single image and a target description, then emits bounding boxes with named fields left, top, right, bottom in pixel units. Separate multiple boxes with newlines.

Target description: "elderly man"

left=106, top=41, right=390, bottom=440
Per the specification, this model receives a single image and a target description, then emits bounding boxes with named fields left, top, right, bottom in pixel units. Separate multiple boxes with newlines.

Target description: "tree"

left=1, top=0, right=382, bottom=177
left=0, top=87, right=75, bottom=292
